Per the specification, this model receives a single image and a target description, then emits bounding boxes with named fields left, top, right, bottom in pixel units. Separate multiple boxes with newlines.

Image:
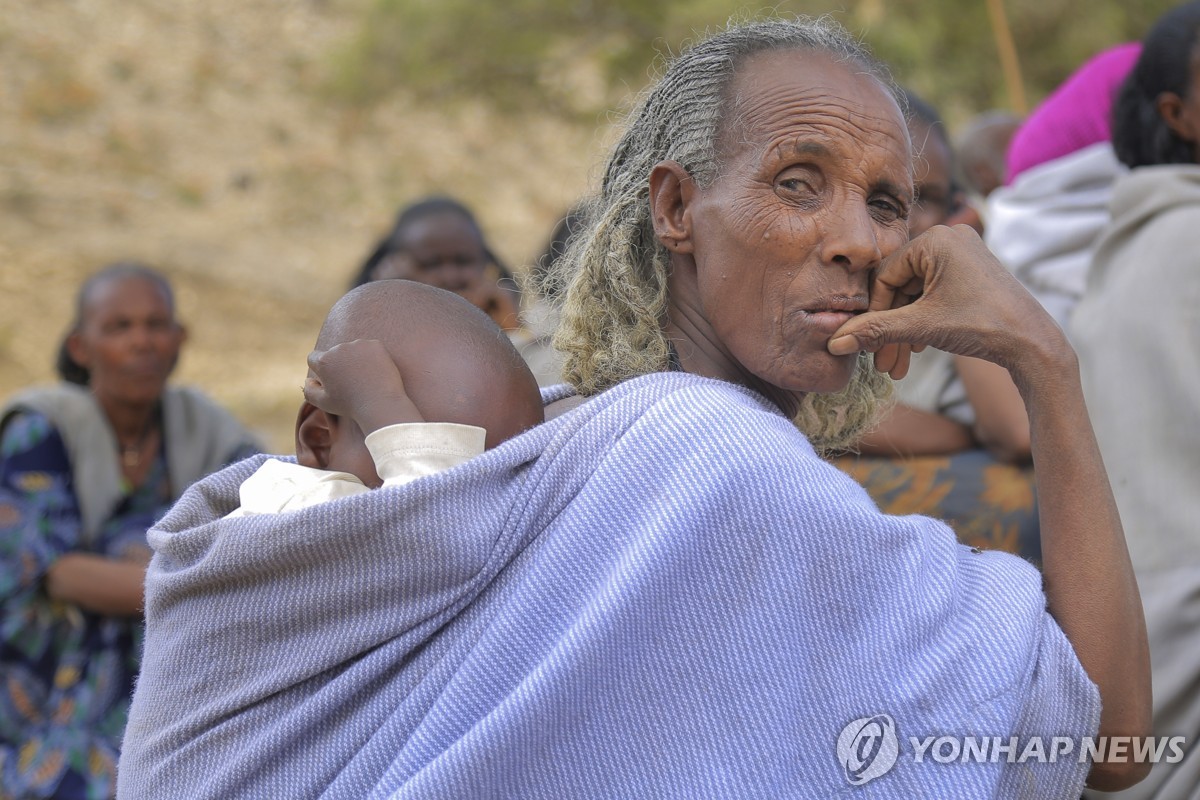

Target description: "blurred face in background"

left=907, top=117, right=960, bottom=239
left=1159, top=43, right=1200, bottom=164
left=372, top=211, right=491, bottom=295
left=67, top=275, right=185, bottom=408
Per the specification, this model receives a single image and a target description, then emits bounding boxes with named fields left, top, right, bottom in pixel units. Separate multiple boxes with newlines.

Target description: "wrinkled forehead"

left=719, top=49, right=912, bottom=180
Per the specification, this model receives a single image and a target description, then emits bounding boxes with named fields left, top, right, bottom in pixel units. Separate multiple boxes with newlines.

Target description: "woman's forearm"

left=1013, top=343, right=1151, bottom=791
left=955, top=355, right=1031, bottom=463
left=45, top=552, right=147, bottom=616
left=856, top=404, right=974, bottom=457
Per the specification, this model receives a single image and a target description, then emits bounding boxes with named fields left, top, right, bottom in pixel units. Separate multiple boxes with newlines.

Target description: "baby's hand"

left=304, top=340, right=424, bottom=434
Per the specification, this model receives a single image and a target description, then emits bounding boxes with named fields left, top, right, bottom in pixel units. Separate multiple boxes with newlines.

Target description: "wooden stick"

left=986, top=0, right=1029, bottom=115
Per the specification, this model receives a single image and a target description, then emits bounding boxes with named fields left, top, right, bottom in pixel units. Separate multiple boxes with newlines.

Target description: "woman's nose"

left=129, top=321, right=169, bottom=354
left=129, top=324, right=154, bottom=350
left=819, top=203, right=882, bottom=272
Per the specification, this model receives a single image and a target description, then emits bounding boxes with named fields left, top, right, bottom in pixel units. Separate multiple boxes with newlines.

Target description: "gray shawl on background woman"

left=0, top=382, right=260, bottom=543
left=118, top=373, right=1099, bottom=799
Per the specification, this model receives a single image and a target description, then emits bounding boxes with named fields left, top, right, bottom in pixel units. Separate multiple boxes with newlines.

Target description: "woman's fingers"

left=831, top=225, right=1048, bottom=367
left=870, top=275, right=923, bottom=377
left=882, top=344, right=912, bottom=380
left=872, top=343, right=899, bottom=374
left=830, top=305, right=923, bottom=357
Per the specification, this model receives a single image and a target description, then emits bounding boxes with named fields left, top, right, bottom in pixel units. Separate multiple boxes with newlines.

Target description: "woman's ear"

left=1157, top=91, right=1196, bottom=142
left=295, top=402, right=334, bottom=470
left=649, top=160, right=697, bottom=254
left=65, top=330, right=89, bottom=370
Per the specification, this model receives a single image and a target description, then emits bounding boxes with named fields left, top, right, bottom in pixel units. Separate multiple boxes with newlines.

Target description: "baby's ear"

left=295, top=403, right=334, bottom=470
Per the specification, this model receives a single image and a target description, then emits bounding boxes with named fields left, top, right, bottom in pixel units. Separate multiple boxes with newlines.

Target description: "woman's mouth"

left=800, top=303, right=867, bottom=337
left=124, top=362, right=170, bottom=379
left=804, top=309, right=861, bottom=334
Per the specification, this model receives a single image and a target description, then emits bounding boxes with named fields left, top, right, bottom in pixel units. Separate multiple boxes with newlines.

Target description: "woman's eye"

left=776, top=176, right=824, bottom=211
left=870, top=198, right=906, bottom=222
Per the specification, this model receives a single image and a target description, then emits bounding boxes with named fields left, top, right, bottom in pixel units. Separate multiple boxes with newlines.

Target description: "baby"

left=228, top=280, right=544, bottom=516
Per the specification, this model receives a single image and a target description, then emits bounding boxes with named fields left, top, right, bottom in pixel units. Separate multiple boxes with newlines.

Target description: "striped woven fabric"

left=118, top=372, right=1099, bottom=799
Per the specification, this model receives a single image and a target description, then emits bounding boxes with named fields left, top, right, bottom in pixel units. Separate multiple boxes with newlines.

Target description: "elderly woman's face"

left=660, top=50, right=911, bottom=411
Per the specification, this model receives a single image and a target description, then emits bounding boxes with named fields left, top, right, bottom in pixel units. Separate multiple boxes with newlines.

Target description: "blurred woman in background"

left=1074, top=5, right=1200, bottom=795
left=351, top=196, right=523, bottom=331
left=0, top=262, right=259, bottom=799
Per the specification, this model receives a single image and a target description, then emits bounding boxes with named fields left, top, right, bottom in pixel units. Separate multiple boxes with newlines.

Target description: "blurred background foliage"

left=327, top=0, right=1177, bottom=123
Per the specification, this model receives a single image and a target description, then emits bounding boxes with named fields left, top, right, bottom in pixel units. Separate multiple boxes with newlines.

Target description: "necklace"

left=121, top=442, right=146, bottom=468
left=117, top=414, right=159, bottom=469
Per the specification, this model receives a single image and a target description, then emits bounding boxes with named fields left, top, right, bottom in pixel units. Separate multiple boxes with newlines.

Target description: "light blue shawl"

left=118, top=373, right=1099, bottom=798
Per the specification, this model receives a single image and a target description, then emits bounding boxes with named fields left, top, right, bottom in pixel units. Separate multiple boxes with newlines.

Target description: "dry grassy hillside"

left=0, top=0, right=609, bottom=451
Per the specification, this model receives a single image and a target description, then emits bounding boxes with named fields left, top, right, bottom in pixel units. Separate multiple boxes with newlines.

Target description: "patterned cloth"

left=120, top=373, right=1097, bottom=799
left=0, top=410, right=257, bottom=800
left=831, top=449, right=1041, bottom=562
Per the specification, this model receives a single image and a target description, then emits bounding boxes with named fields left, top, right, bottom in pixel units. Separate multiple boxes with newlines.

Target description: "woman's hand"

left=304, top=340, right=424, bottom=435
left=828, top=225, right=1061, bottom=378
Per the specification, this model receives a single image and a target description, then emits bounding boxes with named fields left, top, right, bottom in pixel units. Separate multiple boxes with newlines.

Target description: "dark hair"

left=901, top=88, right=942, bottom=137
left=530, top=204, right=588, bottom=301
left=901, top=87, right=953, bottom=159
left=57, top=261, right=175, bottom=385
left=55, top=337, right=90, bottom=385
left=350, top=196, right=514, bottom=289
left=1113, top=1, right=1200, bottom=167
left=901, top=87, right=965, bottom=206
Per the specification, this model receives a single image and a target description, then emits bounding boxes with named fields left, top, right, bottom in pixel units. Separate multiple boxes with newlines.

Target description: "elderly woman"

left=119, top=18, right=1148, bottom=798
left=1073, top=5, right=1200, bottom=797
left=0, top=263, right=259, bottom=799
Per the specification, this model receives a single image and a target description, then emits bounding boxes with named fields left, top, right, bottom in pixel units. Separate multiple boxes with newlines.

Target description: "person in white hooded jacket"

left=1072, top=5, right=1200, bottom=797
left=985, top=42, right=1140, bottom=335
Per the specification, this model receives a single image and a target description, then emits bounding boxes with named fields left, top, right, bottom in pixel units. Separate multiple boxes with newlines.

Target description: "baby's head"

left=295, top=280, right=544, bottom=483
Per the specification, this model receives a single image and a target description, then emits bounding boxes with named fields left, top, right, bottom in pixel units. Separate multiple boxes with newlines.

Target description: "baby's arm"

left=304, top=339, right=423, bottom=435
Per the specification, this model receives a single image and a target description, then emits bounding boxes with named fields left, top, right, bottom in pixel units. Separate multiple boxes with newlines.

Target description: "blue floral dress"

left=0, top=411, right=250, bottom=799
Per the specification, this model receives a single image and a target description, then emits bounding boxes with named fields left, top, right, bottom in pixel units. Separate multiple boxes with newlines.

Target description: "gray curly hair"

left=545, top=16, right=903, bottom=453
